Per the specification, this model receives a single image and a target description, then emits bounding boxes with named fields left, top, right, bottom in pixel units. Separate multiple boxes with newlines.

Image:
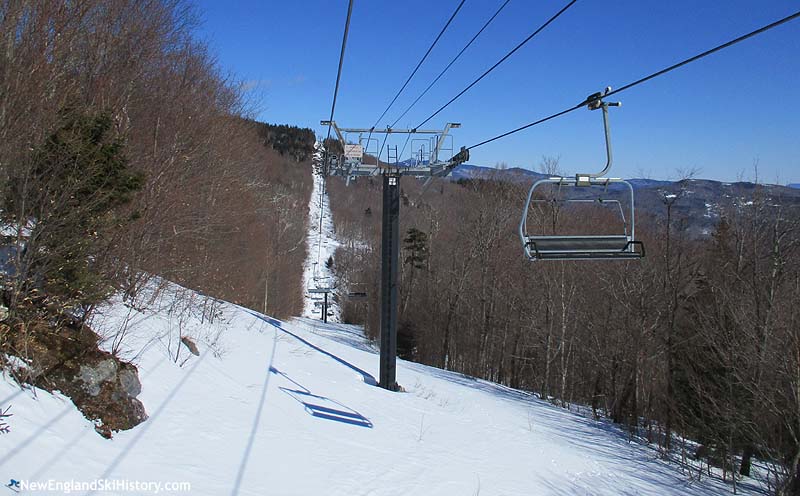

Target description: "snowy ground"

left=0, top=280, right=766, bottom=495
left=301, top=145, right=340, bottom=322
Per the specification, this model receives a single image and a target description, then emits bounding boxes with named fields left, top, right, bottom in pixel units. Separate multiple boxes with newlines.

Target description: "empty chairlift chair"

left=519, top=89, right=645, bottom=261
left=343, top=281, right=367, bottom=300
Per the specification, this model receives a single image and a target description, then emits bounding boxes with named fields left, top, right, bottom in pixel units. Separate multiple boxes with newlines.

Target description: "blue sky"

left=194, top=0, right=799, bottom=183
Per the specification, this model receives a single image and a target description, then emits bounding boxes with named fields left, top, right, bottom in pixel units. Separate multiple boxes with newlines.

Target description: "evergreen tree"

left=4, top=110, right=144, bottom=312
left=403, top=228, right=428, bottom=269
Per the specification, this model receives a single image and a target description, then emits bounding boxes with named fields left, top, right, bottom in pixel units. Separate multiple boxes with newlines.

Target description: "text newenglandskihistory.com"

left=13, top=478, right=191, bottom=494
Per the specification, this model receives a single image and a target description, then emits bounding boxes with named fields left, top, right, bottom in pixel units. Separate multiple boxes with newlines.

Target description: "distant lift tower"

left=321, top=121, right=469, bottom=391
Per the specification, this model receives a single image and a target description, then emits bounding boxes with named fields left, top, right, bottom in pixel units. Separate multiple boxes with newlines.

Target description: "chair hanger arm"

left=577, top=87, right=621, bottom=182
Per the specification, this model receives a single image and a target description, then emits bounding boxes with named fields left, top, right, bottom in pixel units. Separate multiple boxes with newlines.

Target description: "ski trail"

left=301, top=144, right=340, bottom=322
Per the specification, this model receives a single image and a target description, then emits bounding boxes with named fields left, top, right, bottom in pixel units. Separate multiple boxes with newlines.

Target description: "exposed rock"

left=180, top=336, right=200, bottom=356
left=5, top=317, right=148, bottom=437
left=78, top=359, right=118, bottom=396
left=118, top=366, right=142, bottom=398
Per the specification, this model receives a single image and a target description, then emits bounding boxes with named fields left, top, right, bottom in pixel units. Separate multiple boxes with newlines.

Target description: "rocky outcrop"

left=180, top=336, right=200, bottom=356
left=5, top=318, right=148, bottom=438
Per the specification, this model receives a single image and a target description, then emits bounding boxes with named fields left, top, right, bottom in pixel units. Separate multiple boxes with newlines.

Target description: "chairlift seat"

left=525, top=235, right=644, bottom=260
left=520, top=176, right=645, bottom=262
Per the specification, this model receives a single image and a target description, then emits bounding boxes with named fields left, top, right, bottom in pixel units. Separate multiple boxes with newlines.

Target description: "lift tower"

left=321, top=121, right=469, bottom=390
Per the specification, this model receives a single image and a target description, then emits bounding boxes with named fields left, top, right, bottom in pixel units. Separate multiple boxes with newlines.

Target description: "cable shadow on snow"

left=0, top=386, right=31, bottom=410
left=12, top=355, right=172, bottom=483
left=254, top=316, right=759, bottom=493
left=291, top=317, right=378, bottom=355
left=271, top=366, right=372, bottom=429
left=248, top=312, right=377, bottom=386
left=231, top=330, right=279, bottom=496
left=87, top=353, right=206, bottom=496
left=398, top=363, right=753, bottom=493
left=402, top=359, right=536, bottom=404
left=0, top=404, right=73, bottom=470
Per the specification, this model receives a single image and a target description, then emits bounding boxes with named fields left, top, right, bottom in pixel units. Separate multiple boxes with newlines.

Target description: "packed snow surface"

left=0, top=281, right=762, bottom=495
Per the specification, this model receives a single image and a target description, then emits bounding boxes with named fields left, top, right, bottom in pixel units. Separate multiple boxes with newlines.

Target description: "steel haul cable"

left=319, top=0, right=355, bottom=277
left=467, top=10, right=800, bottom=151
left=415, top=0, right=578, bottom=130
left=371, top=0, right=467, bottom=131
left=323, top=0, right=354, bottom=151
left=368, top=0, right=467, bottom=154
left=389, top=0, right=513, bottom=129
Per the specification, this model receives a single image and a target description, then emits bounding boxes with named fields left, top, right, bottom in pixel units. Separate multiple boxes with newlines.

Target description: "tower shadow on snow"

left=248, top=312, right=377, bottom=386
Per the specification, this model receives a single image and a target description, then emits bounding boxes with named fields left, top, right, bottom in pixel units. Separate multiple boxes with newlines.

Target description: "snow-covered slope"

left=0, top=282, right=763, bottom=495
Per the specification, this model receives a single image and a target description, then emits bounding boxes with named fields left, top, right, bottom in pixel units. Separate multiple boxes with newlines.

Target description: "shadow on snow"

left=271, top=366, right=372, bottom=428
left=248, top=312, right=377, bottom=386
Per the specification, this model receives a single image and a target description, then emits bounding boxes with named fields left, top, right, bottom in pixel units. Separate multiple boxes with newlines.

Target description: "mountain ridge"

left=449, top=163, right=800, bottom=238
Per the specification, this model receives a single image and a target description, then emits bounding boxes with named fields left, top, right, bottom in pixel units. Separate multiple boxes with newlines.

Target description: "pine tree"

left=4, top=110, right=144, bottom=313
left=403, top=228, right=428, bottom=269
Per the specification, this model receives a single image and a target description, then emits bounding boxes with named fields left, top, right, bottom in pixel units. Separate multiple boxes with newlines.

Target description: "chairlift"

left=519, top=88, right=645, bottom=261
left=326, top=153, right=339, bottom=173
left=307, top=282, right=334, bottom=299
left=344, top=282, right=368, bottom=300
left=308, top=285, right=334, bottom=294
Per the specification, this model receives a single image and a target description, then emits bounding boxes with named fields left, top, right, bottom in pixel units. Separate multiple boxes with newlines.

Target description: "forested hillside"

left=327, top=168, right=800, bottom=491
left=0, top=0, right=312, bottom=436
left=0, top=0, right=312, bottom=320
left=251, top=121, right=316, bottom=162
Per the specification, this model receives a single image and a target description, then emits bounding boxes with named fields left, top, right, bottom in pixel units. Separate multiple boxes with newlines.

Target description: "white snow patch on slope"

left=0, top=279, right=766, bottom=495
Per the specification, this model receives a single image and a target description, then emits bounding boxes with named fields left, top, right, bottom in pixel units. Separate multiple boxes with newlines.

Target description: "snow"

left=0, top=220, right=34, bottom=239
left=301, top=144, right=340, bottom=322
left=703, top=202, right=718, bottom=220
left=1, top=355, right=30, bottom=373
left=0, top=279, right=765, bottom=495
